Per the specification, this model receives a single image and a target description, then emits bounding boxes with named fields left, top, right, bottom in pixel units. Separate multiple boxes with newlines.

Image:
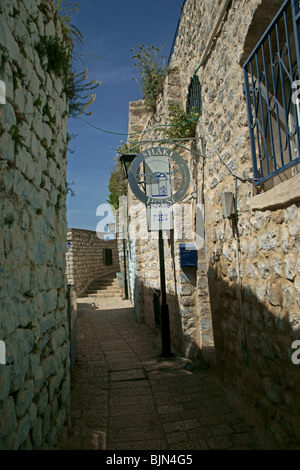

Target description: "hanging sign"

left=128, top=147, right=190, bottom=206
left=144, top=155, right=173, bottom=231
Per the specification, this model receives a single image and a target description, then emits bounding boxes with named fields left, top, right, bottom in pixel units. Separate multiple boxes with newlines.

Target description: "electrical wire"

left=78, top=112, right=253, bottom=183
left=77, top=114, right=199, bottom=137
left=76, top=71, right=254, bottom=184
left=197, top=118, right=254, bottom=184
left=125, top=138, right=206, bottom=158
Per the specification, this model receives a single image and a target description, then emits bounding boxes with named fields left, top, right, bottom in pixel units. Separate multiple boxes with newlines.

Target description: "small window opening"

left=187, top=75, right=201, bottom=114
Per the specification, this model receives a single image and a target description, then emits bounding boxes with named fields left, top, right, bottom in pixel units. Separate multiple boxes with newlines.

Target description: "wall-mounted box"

left=220, top=192, right=235, bottom=218
left=179, top=243, right=197, bottom=268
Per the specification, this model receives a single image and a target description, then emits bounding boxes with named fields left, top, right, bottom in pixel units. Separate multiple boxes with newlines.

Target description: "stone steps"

left=83, top=273, right=123, bottom=298
left=89, top=281, right=119, bottom=288
left=87, top=292, right=123, bottom=298
left=85, top=288, right=121, bottom=294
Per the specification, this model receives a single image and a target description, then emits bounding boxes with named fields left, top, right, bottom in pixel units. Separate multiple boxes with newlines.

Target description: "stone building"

left=0, top=0, right=70, bottom=449
left=122, top=0, right=300, bottom=449
left=66, top=228, right=120, bottom=296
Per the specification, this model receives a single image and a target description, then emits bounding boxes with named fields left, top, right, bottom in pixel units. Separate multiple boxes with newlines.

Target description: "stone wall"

left=125, top=0, right=300, bottom=448
left=0, top=0, right=70, bottom=449
left=126, top=71, right=214, bottom=361
left=66, top=228, right=120, bottom=296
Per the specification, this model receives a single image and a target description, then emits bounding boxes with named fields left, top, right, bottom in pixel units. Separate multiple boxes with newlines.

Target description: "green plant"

left=10, top=62, right=25, bottom=90
left=131, top=44, right=170, bottom=113
left=10, top=124, right=26, bottom=153
left=65, top=66, right=101, bottom=117
left=62, top=132, right=72, bottom=159
left=53, top=2, right=101, bottom=118
left=12, top=72, right=19, bottom=90
left=43, top=102, right=56, bottom=124
left=0, top=46, right=9, bottom=70
left=38, top=3, right=51, bottom=17
left=107, top=140, right=140, bottom=210
left=55, top=193, right=63, bottom=213
left=36, top=208, right=43, bottom=215
left=46, top=149, right=56, bottom=162
left=11, top=7, right=20, bottom=18
left=40, top=138, right=47, bottom=149
left=161, top=106, right=200, bottom=146
left=4, top=216, right=14, bottom=227
left=33, top=94, right=43, bottom=108
left=35, top=34, right=101, bottom=118
left=66, top=180, right=75, bottom=197
left=107, top=161, right=128, bottom=210
left=55, top=1, right=83, bottom=44
left=35, top=35, right=71, bottom=77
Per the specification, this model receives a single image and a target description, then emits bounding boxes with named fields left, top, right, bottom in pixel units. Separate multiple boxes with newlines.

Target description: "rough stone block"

left=0, top=365, right=11, bottom=402
left=266, top=277, right=282, bottom=307
left=31, top=416, right=43, bottom=449
left=0, top=397, right=17, bottom=439
left=284, top=254, right=297, bottom=281
left=0, top=132, right=14, bottom=163
left=10, top=355, right=29, bottom=393
left=15, top=380, right=34, bottom=418
left=0, top=17, right=20, bottom=62
left=13, top=413, right=31, bottom=450
left=179, top=284, right=194, bottom=296
left=41, top=355, right=56, bottom=380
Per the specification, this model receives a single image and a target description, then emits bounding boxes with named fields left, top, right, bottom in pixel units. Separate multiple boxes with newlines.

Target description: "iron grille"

left=187, top=75, right=202, bottom=114
left=243, top=0, right=300, bottom=185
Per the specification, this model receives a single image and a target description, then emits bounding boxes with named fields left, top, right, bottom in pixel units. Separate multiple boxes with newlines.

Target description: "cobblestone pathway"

left=56, top=297, right=271, bottom=450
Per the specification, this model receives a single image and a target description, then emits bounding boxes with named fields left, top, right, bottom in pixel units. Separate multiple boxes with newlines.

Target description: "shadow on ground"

left=55, top=298, right=273, bottom=450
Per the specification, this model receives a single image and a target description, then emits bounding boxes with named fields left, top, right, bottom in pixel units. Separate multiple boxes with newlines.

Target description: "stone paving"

left=55, top=296, right=272, bottom=450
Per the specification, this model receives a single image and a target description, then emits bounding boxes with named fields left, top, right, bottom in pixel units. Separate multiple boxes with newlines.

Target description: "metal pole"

left=158, top=227, right=172, bottom=358
left=123, top=237, right=128, bottom=300
left=122, top=225, right=129, bottom=300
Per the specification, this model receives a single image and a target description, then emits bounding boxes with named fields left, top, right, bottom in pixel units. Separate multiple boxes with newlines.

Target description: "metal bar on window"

left=292, top=0, right=300, bottom=154
left=243, top=0, right=300, bottom=185
left=268, top=33, right=285, bottom=168
left=262, top=42, right=277, bottom=172
left=250, top=60, right=265, bottom=178
left=243, top=0, right=292, bottom=68
left=243, top=67, right=259, bottom=181
left=284, top=9, right=300, bottom=162
left=255, top=52, right=271, bottom=176
left=275, top=21, right=294, bottom=163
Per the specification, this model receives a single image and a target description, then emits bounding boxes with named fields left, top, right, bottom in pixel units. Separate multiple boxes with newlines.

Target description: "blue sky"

left=65, top=0, right=184, bottom=232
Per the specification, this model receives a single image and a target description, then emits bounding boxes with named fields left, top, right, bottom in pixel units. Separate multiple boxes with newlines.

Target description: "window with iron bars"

left=187, top=75, right=201, bottom=114
left=243, top=0, right=300, bottom=188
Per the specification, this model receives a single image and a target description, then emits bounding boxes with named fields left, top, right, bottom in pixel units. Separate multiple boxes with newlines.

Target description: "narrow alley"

left=55, top=294, right=272, bottom=451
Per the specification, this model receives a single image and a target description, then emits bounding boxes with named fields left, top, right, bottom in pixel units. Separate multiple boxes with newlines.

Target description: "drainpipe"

left=122, top=226, right=129, bottom=300
left=234, top=177, right=249, bottom=366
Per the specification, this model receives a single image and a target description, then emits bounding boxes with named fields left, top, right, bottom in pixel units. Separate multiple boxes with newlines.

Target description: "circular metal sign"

left=128, top=147, right=190, bottom=205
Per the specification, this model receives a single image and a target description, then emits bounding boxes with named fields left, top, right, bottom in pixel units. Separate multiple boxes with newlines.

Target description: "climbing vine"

left=107, top=140, right=140, bottom=210
left=35, top=33, right=101, bottom=118
left=161, top=105, right=200, bottom=146
left=131, top=44, right=170, bottom=114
